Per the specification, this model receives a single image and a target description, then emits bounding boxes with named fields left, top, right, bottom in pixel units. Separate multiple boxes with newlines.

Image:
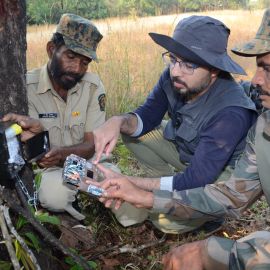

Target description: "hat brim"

left=149, top=32, right=246, bottom=75
left=149, top=33, right=210, bottom=67
left=231, top=38, right=270, bottom=57
left=63, top=36, right=98, bottom=62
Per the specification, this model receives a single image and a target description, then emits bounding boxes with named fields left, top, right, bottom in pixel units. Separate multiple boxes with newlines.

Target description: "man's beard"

left=171, top=74, right=212, bottom=101
left=49, top=55, right=84, bottom=90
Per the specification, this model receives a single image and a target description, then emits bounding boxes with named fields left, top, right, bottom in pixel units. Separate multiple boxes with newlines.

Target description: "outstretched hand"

left=38, top=146, right=63, bottom=168
left=92, top=117, right=123, bottom=164
left=162, top=240, right=206, bottom=270
left=86, top=164, right=154, bottom=209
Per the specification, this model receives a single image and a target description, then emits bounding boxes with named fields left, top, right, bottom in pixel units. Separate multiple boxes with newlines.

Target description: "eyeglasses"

left=162, top=52, right=199, bottom=75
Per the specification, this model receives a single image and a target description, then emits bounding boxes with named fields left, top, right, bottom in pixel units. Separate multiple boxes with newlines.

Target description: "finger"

left=38, top=162, right=46, bottom=168
left=92, top=135, right=104, bottom=164
left=114, top=199, right=123, bottom=210
left=162, top=255, right=173, bottom=270
left=95, top=163, right=112, bottom=176
left=105, top=199, right=114, bottom=208
left=84, top=177, right=98, bottom=184
left=99, top=197, right=106, bottom=203
left=100, top=179, right=120, bottom=190
left=85, top=179, right=101, bottom=186
left=2, top=113, right=25, bottom=122
left=104, top=139, right=117, bottom=157
left=41, top=156, right=58, bottom=163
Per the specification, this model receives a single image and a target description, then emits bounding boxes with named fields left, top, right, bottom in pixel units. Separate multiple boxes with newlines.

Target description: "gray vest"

left=163, top=72, right=256, bottom=165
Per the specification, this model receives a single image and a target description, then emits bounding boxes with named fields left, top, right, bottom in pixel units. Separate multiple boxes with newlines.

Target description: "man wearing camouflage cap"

left=96, top=9, right=270, bottom=269
left=26, top=14, right=107, bottom=221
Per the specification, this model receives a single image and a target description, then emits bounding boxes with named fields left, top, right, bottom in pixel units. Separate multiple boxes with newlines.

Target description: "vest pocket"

left=175, top=122, right=198, bottom=143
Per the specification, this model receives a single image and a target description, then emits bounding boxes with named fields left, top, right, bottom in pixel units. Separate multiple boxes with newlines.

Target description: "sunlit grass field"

left=27, top=9, right=263, bottom=117
left=26, top=11, right=267, bottom=268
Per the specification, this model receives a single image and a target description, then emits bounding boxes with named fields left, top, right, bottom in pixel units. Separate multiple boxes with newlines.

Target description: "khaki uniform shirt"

left=27, top=65, right=106, bottom=147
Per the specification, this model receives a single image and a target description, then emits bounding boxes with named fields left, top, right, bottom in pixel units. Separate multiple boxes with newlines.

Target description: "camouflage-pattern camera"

left=63, top=154, right=87, bottom=187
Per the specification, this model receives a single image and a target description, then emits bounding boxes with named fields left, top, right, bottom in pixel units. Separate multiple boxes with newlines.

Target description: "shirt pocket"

left=70, top=115, right=86, bottom=144
left=39, top=118, right=62, bottom=146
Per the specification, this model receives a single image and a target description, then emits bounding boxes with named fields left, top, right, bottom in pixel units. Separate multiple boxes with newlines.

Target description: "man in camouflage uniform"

left=93, top=9, right=270, bottom=269
left=27, top=14, right=106, bottom=220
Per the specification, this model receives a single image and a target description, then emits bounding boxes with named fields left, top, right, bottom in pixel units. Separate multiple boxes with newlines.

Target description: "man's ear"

left=210, top=69, right=219, bottom=79
left=46, top=41, right=56, bottom=59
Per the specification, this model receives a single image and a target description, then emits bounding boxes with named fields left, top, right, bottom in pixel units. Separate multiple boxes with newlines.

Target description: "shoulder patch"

left=82, top=72, right=100, bottom=86
left=98, top=93, right=106, bottom=111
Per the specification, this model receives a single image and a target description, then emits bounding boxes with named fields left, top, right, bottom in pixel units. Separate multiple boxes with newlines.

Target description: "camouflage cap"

left=232, top=9, right=270, bottom=57
left=56, top=13, right=103, bottom=61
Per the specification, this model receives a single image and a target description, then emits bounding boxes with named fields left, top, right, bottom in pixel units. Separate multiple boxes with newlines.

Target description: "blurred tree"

left=26, top=0, right=261, bottom=24
left=0, top=0, right=27, bottom=115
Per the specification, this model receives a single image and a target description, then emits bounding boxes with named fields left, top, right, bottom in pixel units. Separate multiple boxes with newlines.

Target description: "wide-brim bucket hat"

left=232, top=9, right=270, bottom=57
left=149, top=15, right=246, bottom=75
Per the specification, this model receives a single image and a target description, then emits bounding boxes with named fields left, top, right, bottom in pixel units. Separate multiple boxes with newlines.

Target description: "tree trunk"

left=0, top=0, right=27, bottom=116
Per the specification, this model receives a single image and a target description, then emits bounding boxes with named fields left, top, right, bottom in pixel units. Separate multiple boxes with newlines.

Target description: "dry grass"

left=26, top=10, right=267, bottom=269
left=27, top=9, right=263, bottom=116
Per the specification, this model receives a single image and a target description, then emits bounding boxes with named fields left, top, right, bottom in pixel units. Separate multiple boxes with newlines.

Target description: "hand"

left=162, top=240, right=206, bottom=270
left=38, top=146, right=63, bottom=168
left=98, top=177, right=154, bottom=209
left=2, top=113, right=44, bottom=141
left=85, top=164, right=125, bottom=209
left=93, top=116, right=123, bottom=164
left=94, top=163, right=122, bottom=179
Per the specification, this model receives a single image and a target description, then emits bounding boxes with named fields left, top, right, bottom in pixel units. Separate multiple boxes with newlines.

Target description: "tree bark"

left=0, top=0, right=27, bottom=116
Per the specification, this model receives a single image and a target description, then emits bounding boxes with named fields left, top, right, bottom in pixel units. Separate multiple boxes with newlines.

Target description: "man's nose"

left=171, top=62, right=184, bottom=76
left=71, top=59, right=81, bottom=74
left=251, top=68, right=264, bottom=87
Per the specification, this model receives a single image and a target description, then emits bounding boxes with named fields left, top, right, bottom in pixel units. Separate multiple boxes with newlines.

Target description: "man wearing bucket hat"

left=94, top=9, right=270, bottom=269
left=91, top=15, right=257, bottom=233
left=26, top=14, right=107, bottom=223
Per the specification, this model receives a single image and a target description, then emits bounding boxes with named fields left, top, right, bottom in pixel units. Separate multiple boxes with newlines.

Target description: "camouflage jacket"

left=152, top=110, right=270, bottom=269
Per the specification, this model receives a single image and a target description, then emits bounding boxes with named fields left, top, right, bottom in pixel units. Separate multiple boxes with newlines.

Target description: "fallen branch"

left=0, top=185, right=92, bottom=270
left=87, top=234, right=166, bottom=260
left=0, top=199, right=20, bottom=270
left=2, top=205, right=41, bottom=270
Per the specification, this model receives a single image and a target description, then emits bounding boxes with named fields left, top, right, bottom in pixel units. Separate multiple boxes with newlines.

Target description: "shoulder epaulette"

left=26, top=69, right=40, bottom=85
left=82, top=72, right=100, bottom=86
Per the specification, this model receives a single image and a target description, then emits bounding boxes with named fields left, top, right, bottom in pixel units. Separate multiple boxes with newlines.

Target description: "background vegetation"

left=27, top=9, right=261, bottom=117
left=27, top=0, right=269, bottom=24
left=24, top=8, right=270, bottom=269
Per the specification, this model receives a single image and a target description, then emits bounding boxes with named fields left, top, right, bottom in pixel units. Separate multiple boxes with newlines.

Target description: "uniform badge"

left=72, top=111, right=80, bottom=117
left=98, top=94, right=106, bottom=111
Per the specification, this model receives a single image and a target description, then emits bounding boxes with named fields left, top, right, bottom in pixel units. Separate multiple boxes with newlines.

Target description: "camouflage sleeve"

left=203, top=231, right=270, bottom=269
left=152, top=124, right=263, bottom=221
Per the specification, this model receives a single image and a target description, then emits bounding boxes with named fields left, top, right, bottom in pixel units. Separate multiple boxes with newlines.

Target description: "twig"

left=87, top=235, right=166, bottom=260
left=2, top=205, right=41, bottom=270
left=0, top=202, right=20, bottom=270
left=0, top=185, right=92, bottom=270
